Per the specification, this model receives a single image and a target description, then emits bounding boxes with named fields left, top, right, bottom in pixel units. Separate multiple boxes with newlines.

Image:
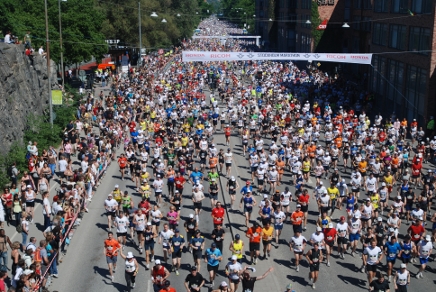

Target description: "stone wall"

left=0, top=43, right=58, bottom=155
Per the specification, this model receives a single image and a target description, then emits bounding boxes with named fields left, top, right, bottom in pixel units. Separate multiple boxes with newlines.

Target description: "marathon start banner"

left=182, top=51, right=373, bottom=65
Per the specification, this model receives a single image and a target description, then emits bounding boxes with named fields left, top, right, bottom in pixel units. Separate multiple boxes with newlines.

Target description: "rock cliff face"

left=0, top=43, right=58, bottom=155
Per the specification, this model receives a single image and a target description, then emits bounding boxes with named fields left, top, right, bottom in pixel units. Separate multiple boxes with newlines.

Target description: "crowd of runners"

left=98, top=16, right=436, bottom=292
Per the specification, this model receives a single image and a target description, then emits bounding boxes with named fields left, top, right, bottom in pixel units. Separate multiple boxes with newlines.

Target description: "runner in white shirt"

left=310, top=227, right=325, bottom=250
left=363, top=240, right=383, bottom=287
left=336, top=216, right=349, bottom=259
left=416, top=235, right=433, bottom=279
left=104, top=194, right=119, bottom=231
left=159, top=223, right=175, bottom=264
left=114, top=211, right=129, bottom=246
left=289, top=232, right=307, bottom=272
left=272, top=208, right=286, bottom=244
left=133, top=209, right=146, bottom=253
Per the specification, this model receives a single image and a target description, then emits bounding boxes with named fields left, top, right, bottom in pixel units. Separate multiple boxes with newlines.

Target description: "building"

left=255, top=0, right=436, bottom=123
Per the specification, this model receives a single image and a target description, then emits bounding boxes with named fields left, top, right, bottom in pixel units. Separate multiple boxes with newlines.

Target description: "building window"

left=372, top=23, right=388, bottom=46
left=411, top=0, right=433, bottom=14
left=409, top=27, right=431, bottom=54
left=301, top=0, right=311, bottom=9
left=391, top=0, right=408, bottom=13
left=406, top=66, right=428, bottom=116
left=363, top=0, right=372, bottom=9
left=300, top=33, right=311, bottom=52
left=353, top=15, right=361, bottom=30
left=387, top=59, right=404, bottom=102
left=353, top=0, right=361, bottom=9
left=389, top=24, right=406, bottom=50
left=374, top=0, right=389, bottom=12
left=362, top=17, right=371, bottom=32
left=371, top=56, right=387, bottom=96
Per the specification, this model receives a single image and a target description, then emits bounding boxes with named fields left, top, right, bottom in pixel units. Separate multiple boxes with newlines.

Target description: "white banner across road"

left=182, top=51, right=373, bottom=65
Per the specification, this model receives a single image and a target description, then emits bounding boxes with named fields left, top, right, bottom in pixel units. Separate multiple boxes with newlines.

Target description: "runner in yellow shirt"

left=327, top=185, right=340, bottom=217
left=369, top=192, right=380, bottom=219
left=261, top=221, right=274, bottom=259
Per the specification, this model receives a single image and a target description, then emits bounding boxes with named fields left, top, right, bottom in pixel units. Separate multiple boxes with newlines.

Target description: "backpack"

left=7, top=166, right=13, bottom=177
left=16, top=223, right=23, bottom=233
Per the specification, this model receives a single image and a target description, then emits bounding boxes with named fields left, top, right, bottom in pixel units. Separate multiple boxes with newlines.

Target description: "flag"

left=316, top=19, right=328, bottom=30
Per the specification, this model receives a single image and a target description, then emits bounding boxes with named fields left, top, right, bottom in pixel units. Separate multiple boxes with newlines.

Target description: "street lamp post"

left=138, top=0, right=142, bottom=67
left=44, top=0, right=53, bottom=127
left=58, top=0, right=67, bottom=89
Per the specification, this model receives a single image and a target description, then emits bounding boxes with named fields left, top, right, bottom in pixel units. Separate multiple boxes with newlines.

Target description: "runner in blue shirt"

left=204, top=243, right=223, bottom=286
left=384, top=236, right=402, bottom=281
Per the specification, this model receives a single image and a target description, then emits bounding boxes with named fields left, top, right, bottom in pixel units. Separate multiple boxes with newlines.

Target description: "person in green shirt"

left=426, top=116, right=434, bottom=137
left=122, top=191, right=132, bottom=213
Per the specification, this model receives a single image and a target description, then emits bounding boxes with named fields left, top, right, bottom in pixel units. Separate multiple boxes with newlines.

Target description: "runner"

left=305, top=242, right=323, bottom=289
left=104, top=231, right=120, bottom=282
left=119, top=249, right=139, bottom=289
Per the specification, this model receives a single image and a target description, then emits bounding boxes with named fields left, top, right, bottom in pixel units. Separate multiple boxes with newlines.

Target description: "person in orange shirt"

left=209, top=155, right=218, bottom=169
left=290, top=205, right=304, bottom=234
left=307, top=142, right=317, bottom=167
left=358, top=160, right=367, bottom=179
left=118, top=153, right=128, bottom=181
left=246, top=221, right=262, bottom=264
left=104, top=231, right=121, bottom=282
left=159, top=280, right=176, bottom=292
left=276, top=157, right=286, bottom=185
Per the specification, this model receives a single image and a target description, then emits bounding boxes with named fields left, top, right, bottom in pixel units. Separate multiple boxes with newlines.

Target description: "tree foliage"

left=97, top=0, right=213, bottom=50
left=0, top=0, right=107, bottom=67
left=220, top=0, right=255, bottom=30
left=311, top=1, right=323, bottom=51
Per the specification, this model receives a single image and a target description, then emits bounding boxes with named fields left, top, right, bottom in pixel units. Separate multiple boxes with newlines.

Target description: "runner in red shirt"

left=138, top=197, right=151, bottom=220
left=323, top=223, right=337, bottom=267
left=118, top=154, right=128, bottom=181
left=407, top=219, right=425, bottom=246
left=128, top=120, right=137, bottom=133
left=174, top=172, right=186, bottom=194
left=411, top=159, right=422, bottom=188
left=211, top=202, right=225, bottom=227
left=224, top=125, right=231, bottom=146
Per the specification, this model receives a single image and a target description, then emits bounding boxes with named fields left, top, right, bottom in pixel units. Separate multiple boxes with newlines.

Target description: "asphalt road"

left=49, top=84, right=436, bottom=292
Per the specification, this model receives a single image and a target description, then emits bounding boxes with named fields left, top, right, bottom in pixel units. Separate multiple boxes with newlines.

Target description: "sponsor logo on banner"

left=181, top=51, right=373, bottom=65
left=317, top=19, right=328, bottom=30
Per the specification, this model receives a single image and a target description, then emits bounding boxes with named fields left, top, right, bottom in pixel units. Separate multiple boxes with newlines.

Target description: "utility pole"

left=58, top=0, right=65, bottom=88
left=138, top=0, right=142, bottom=67
left=45, top=0, right=53, bottom=128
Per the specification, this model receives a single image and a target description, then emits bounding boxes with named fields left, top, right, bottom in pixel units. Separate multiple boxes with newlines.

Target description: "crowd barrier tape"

left=33, top=146, right=112, bottom=291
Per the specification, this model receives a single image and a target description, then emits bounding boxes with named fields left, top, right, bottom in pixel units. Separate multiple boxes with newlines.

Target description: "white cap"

left=382, top=182, right=386, bottom=186
left=26, top=185, right=32, bottom=188
left=115, top=184, right=119, bottom=188
left=377, top=217, right=382, bottom=222
left=319, top=182, right=323, bottom=185
left=263, top=194, right=268, bottom=198
left=425, top=235, right=431, bottom=241
left=108, top=194, right=113, bottom=197
left=316, top=226, right=322, bottom=231
left=231, top=176, right=236, bottom=181
left=127, top=252, right=134, bottom=258
left=231, top=255, right=238, bottom=260
left=400, top=263, right=407, bottom=268
left=189, top=214, right=194, bottom=218
left=155, top=259, right=161, bottom=264
left=23, top=269, right=33, bottom=276
left=147, top=222, right=152, bottom=226
left=220, top=282, right=228, bottom=287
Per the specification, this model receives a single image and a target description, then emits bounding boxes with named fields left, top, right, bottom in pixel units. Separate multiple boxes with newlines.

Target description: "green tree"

left=311, top=1, right=323, bottom=51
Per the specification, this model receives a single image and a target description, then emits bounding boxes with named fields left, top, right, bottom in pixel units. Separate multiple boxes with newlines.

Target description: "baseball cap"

left=191, top=265, right=197, bottom=271
left=340, top=216, right=345, bottom=221
left=114, top=184, right=119, bottom=188
left=127, top=252, right=134, bottom=259
left=296, top=204, right=301, bottom=208
left=235, top=234, right=240, bottom=239
left=231, top=255, right=238, bottom=260
left=377, top=217, right=382, bottom=222
left=316, top=226, right=322, bottom=231
left=147, top=222, right=152, bottom=226
left=211, top=243, right=217, bottom=248
left=174, top=228, right=180, bottom=233
left=246, top=181, right=251, bottom=185
left=400, top=263, right=407, bottom=268
left=231, top=176, right=236, bottom=181
left=108, top=194, right=113, bottom=197
left=319, top=182, right=323, bottom=185
left=155, top=259, right=161, bottom=265
left=23, top=269, right=33, bottom=276
left=26, top=185, right=32, bottom=188
left=425, top=235, right=431, bottom=241
left=220, top=282, right=228, bottom=287
left=189, top=214, right=194, bottom=218
left=263, top=194, right=268, bottom=198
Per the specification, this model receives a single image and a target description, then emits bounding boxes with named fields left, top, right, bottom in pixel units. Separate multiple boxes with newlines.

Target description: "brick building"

left=254, top=0, right=436, bottom=123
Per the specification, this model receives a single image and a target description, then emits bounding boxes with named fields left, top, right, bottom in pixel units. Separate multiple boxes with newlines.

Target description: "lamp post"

left=44, top=0, right=53, bottom=128
left=58, top=0, right=67, bottom=89
left=138, top=0, right=142, bottom=67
